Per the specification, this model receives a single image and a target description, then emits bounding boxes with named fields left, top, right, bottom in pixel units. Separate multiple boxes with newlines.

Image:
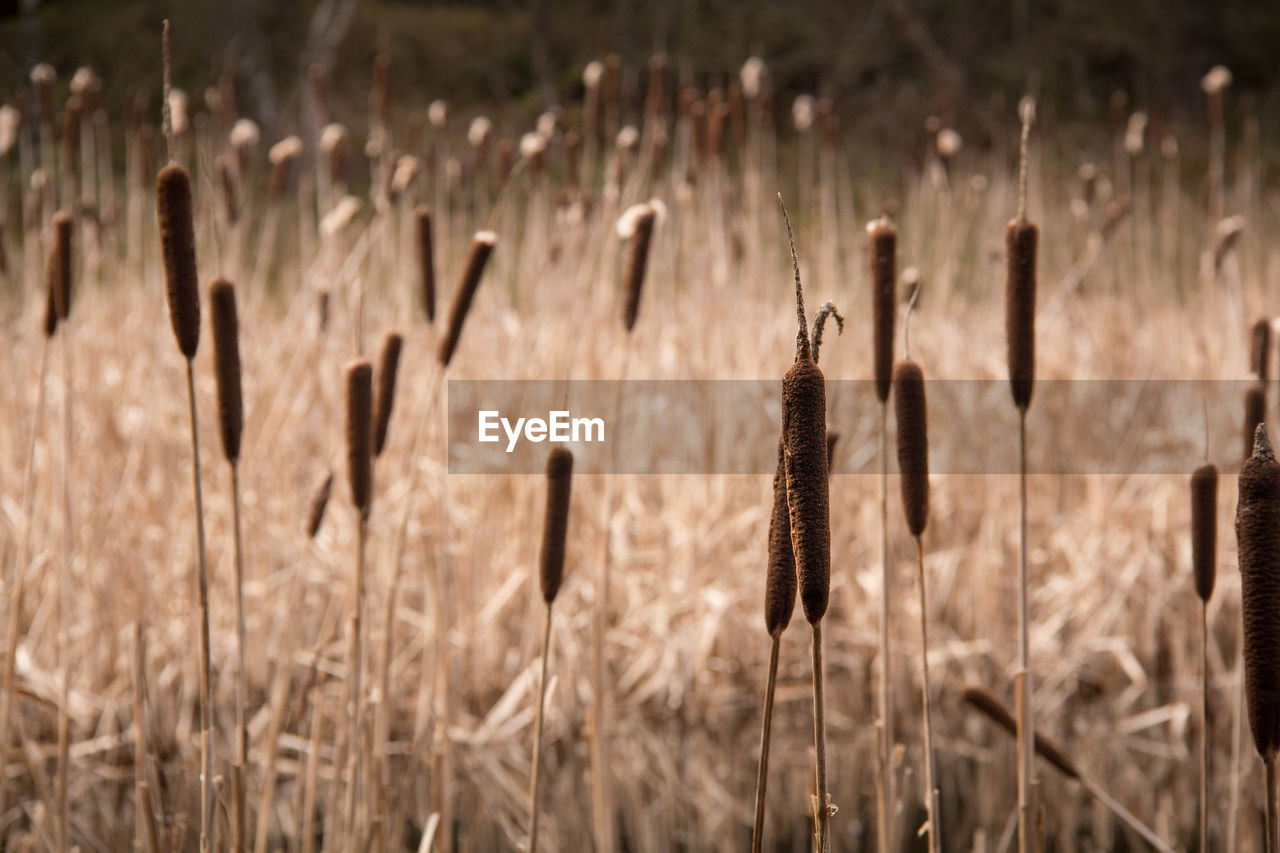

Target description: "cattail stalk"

left=415, top=206, right=436, bottom=322
left=343, top=360, right=373, bottom=851
left=438, top=232, right=496, bottom=367
left=132, top=624, right=161, bottom=853
left=1192, top=462, right=1218, bottom=851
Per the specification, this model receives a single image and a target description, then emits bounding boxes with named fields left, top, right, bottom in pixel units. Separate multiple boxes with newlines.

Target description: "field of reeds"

left=2, top=35, right=1280, bottom=853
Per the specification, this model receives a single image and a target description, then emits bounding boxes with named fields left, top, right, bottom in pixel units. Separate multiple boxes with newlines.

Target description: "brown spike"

left=49, top=210, right=73, bottom=321
left=961, top=686, right=1080, bottom=780
left=893, top=360, right=929, bottom=537
left=415, top=206, right=436, bottom=322
left=783, top=354, right=830, bottom=625
left=437, top=231, right=497, bottom=367
left=157, top=163, right=201, bottom=359
left=538, top=447, right=574, bottom=604
left=826, top=430, right=839, bottom=471
left=1252, top=319, right=1271, bottom=381
left=372, top=332, right=403, bottom=457
left=622, top=208, right=656, bottom=333
left=345, top=360, right=374, bottom=518
left=209, top=279, right=243, bottom=463
left=1236, top=424, right=1280, bottom=762
left=1005, top=219, right=1038, bottom=411
left=306, top=470, right=334, bottom=539
left=1192, top=463, right=1219, bottom=602
left=765, top=438, right=796, bottom=635
left=868, top=219, right=896, bottom=403
left=1245, top=382, right=1266, bottom=463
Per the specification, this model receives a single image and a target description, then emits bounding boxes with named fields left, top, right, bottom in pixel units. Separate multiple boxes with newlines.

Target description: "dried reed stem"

left=185, top=358, right=214, bottom=853
left=914, top=537, right=940, bottom=853
left=230, top=464, right=248, bottom=853
left=344, top=360, right=373, bottom=851
left=1201, top=602, right=1211, bottom=852
left=133, top=624, right=161, bottom=853
left=811, top=623, right=830, bottom=851
left=751, top=632, right=782, bottom=853
left=1016, top=409, right=1034, bottom=853
left=1269, top=757, right=1279, bottom=853
left=528, top=605, right=554, bottom=853
left=1192, top=460, right=1217, bottom=850
left=55, top=211, right=74, bottom=853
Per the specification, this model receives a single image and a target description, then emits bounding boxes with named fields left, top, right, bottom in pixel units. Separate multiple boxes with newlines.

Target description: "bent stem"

left=812, top=621, right=831, bottom=852
left=527, top=604, right=554, bottom=853
left=185, top=358, right=214, bottom=853
left=1015, top=407, right=1034, bottom=853
left=751, top=631, right=783, bottom=853
left=914, top=537, right=940, bottom=853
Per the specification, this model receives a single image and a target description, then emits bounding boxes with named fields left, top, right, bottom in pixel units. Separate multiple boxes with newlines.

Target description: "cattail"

left=157, top=163, right=201, bottom=359
left=1006, top=220, right=1038, bottom=410
left=346, top=361, right=373, bottom=518
left=44, top=277, right=59, bottom=338
left=49, top=210, right=72, bottom=321
left=415, top=205, right=436, bottom=322
left=869, top=219, right=896, bottom=403
left=306, top=470, right=334, bottom=539
left=1253, top=319, right=1272, bottom=381
left=1246, top=382, right=1266, bottom=462
left=894, top=361, right=929, bottom=537
left=1237, top=424, right=1280, bottom=762
left=961, top=686, right=1080, bottom=780
left=764, top=438, right=796, bottom=635
left=826, top=430, right=839, bottom=471
left=1192, top=463, right=1219, bottom=602
left=209, top=279, right=243, bottom=464
left=622, top=206, right=656, bottom=332
left=437, top=231, right=497, bottom=367
left=538, top=447, right=574, bottom=604
left=372, top=332, right=403, bottom=457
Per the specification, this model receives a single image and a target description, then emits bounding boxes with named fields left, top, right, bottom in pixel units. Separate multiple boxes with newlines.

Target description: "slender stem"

left=231, top=463, right=248, bottom=853
left=812, top=621, right=830, bottom=852
left=915, top=537, right=940, bottom=853
left=133, top=623, right=161, bottom=853
left=344, top=513, right=368, bottom=852
left=751, top=631, right=782, bottom=853
left=1228, top=628, right=1245, bottom=853
left=528, top=604, right=554, bottom=853
left=876, top=403, right=893, bottom=853
left=57, top=324, right=72, bottom=853
left=185, top=358, right=214, bottom=853
left=1016, top=407, right=1034, bottom=853
left=1269, top=757, right=1280, bottom=853
left=1079, top=777, right=1175, bottom=853
left=1201, top=603, right=1210, bottom=852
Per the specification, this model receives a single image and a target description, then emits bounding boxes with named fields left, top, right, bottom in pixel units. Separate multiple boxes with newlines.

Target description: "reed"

left=132, top=624, right=161, bottom=853
left=1192, top=461, right=1218, bottom=851
left=437, top=231, right=497, bottom=367
left=529, top=447, right=573, bottom=852
left=343, top=359, right=373, bottom=851
left=373, top=332, right=403, bottom=457
left=1237, top=425, right=1280, bottom=853
left=622, top=206, right=656, bottom=333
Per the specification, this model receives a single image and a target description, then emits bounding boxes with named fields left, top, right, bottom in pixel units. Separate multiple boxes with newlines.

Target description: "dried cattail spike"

left=1245, top=382, right=1266, bottom=463
left=306, top=470, right=334, bottom=539
left=1251, top=318, right=1271, bottom=381
left=44, top=277, right=59, bottom=338
left=157, top=163, right=201, bottom=358
left=765, top=438, right=796, bottom=635
left=209, top=279, right=243, bottom=463
left=826, top=430, right=839, bottom=471
left=1005, top=219, right=1038, bottom=411
left=49, top=210, right=73, bottom=321
left=1237, top=425, right=1280, bottom=761
left=1191, top=463, right=1219, bottom=602
left=622, top=206, right=657, bottom=333
left=372, top=332, right=403, bottom=457
left=894, top=360, right=929, bottom=538
left=961, top=686, right=1081, bottom=780
left=346, top=360, right=374, bottom=518
left=538, top=447, right=574, bottom=604
left=868, top=218, right=896, bottom=403
left=415, top=205, right=436, bottom=322
left=437, top=231, right=497, bottom=367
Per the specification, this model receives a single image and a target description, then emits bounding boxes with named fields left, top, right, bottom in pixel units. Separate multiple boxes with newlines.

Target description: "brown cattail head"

left=44, top=276, right=59, bottom=338
left=1251, top=318, right=1271, bottom=381
left=306, top=469, right=334, bottom=539
left=415, top=205, right=436, bottom=322
left=538, top=447, right=574, bottom=604
left=346, top=360, right=374, bottom=519
left=372, top=332, right=403, bottom=457
left=49, top=210, right=73, bottom=321
left=868, top=218, right=896, bottom=403
left=1005, top=219, right=1038, bottom=411
left=437, top=231, right=497, bottom=368
left=826, top=430, right=839, bottom=471
left=209, top=279, right=243, bottom=463
left=765, top=437, right=796, bottom=635
left=784, top=344, right=830, bottom=625
left=157, top=163, right=201, bottom=359
left=1237, top=425, right=1280, bottom=762
left=622, top=206, right=657, bottom=333
left=894, top=360, right=929, bottom=537
left=961, top=686, right=1081, bottom=780
left=1245, top=382, right=1266, bottom=463
left=1192, top=462, right=1219, bottom=602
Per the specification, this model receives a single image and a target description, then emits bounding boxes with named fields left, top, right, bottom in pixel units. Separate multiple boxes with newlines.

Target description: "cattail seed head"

left=346, top=360, right=374, bottom=519
left=622, top=206, right=656, bottom=333
left=49, top=210, right=72, bottom=321
left=1251, top=318, right=1271, bottom=381
left=415, top=205, right=436, bottom=322
left=372, top=332, right=403, bottom=457
left=765, top=438, right=796, bottom=635
left=44, top=276, right=59, bottom=338
left=306, top=470, right=334, bottom=539
left=538, top=447, right=574, bottom=604
left=1005, top=219, right=1038, bottom=410
left=961, top=686, right=1080, bottom=780
left=1245, top=382, right=1266, bottom=463
left=157, top=163, right=201, bottom=359
left=784, top=353, right=830, bottom=625
left=1191, top=463, right=1218, bottom=602
left=894, top=360, right=929, bottom=537
left=868, top=218, right=896, bottom=403
left=437, top=231, right=497, bottom=367
left=1236, top=424, right=1280, bottom=762
left=209, top=279, right=243, bottom=463
left=826, top=430, right=839, bottom=471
